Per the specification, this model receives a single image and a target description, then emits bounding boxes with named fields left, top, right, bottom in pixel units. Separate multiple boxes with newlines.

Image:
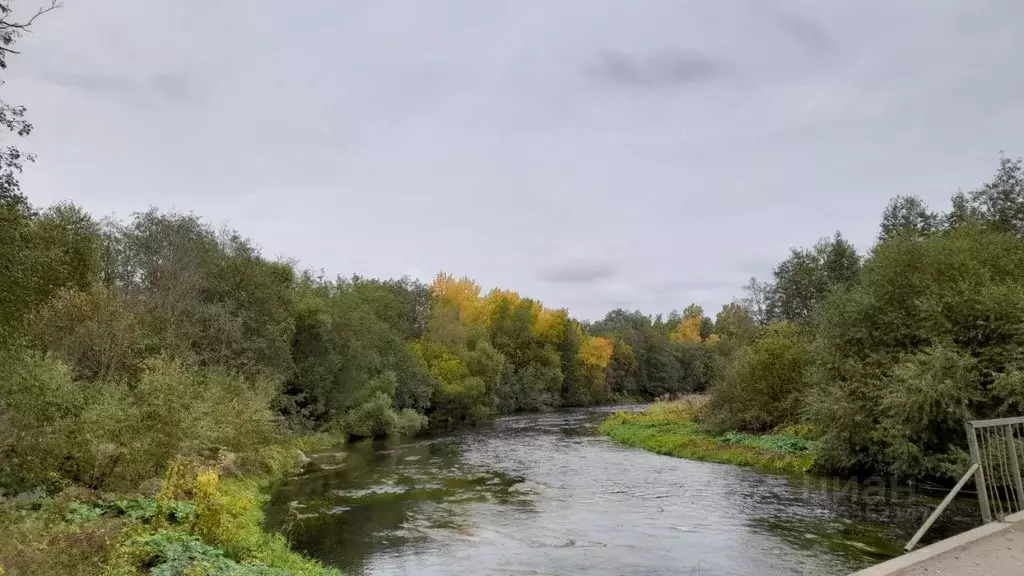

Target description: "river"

left=265, top=407, right=979, bottom=575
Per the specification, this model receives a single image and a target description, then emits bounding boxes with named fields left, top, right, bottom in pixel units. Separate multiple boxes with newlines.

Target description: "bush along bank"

left=598, top=399, right=817, bottom=474
left=0, top=441, right=341, bottom=576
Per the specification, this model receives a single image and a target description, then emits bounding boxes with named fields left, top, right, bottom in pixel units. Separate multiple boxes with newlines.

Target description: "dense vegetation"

left=603, top=157, right=1024, bottom=483
left=686, top=155, right=1024, bottom=482
left=0, top=202, right=730, bottom=491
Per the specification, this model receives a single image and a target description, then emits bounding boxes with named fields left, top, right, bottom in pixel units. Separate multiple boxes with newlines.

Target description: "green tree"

left=674, top=342, right=717, bottom=394
left=806, top=224, right=1024, bottom=479
left=410, top=336, right=489, bottom=426
left=0, top=201, right=40, bottom=340
left=0, top=349, right=83, bottom=490
left=878, top=195, right=939, bottom=242
left=682, top=304, right=703, bottom=319
left=605, top=338, right=639, bottom=397
left=947, top=190, right=985, bottom=229
left=465, top=339, right=509, bottom=411
left=769, top=232, right=860, bottom=322
left=591, top=308, right=705, bottom=398
left=28, top=286, right=144, bottom=380
left=486, top=297, right=564, bottom=410
left=959, top=155, right=1024, bottom=236
left=819, top=232, right=860, bottom=288
left=103, top=210, right=296, bottom=380
left=769, top=248, right=826, bottom=321
left=509, top=349, right=563, bottom=411
left=714, top=303, right=758, bottom=347
left=284, top=275, right=431, bottom=429
left=0, top=202, right=101, bottom=345
left=341, top=372, right=428, bottom=438
left=348, top=275, right=432, bottom=341
left=33, top=203, right=103, bottom=292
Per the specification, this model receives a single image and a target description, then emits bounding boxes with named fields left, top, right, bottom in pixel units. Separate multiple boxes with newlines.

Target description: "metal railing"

left=904, top=416, right=1024, bottom=551
left=965, top=416, right=1024, bottom=523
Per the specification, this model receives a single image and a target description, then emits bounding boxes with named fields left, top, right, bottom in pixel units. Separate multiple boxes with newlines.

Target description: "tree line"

left=0, top=196, right=731, bottom=493
left=5, top=128, right=1021, bottom=492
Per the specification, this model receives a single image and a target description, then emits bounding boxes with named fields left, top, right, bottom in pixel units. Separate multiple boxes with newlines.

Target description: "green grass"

left=598, top=401, right=816, bottom=473
left=0, top=435, right=342, bottom=576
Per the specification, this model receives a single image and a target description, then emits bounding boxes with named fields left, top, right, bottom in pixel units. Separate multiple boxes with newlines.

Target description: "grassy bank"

left=0, top=437, right=340, bottom=576
left=598, top=399, right=816, bottom=473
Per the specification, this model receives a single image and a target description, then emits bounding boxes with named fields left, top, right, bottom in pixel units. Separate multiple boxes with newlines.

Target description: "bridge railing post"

left=965, top=421, right=992, bottom=523
left=1006, top=424, right=1024, bottom=513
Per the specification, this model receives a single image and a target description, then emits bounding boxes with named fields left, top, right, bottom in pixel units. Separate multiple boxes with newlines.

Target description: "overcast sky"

left=7, top=0, right=1024, bottom=320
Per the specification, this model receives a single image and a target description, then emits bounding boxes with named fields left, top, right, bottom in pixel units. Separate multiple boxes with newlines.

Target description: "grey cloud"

left=539, top=259, right=617, bottom=283
left=39, top=69, right=200, bottom=106
left=762, top=8, right=833, bottom=55
left=590, top=50, right=725, bottom=88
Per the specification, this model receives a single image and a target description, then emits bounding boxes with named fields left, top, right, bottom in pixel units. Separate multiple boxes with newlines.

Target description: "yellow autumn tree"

left=431, top=272, right=481, bottom=324
left=572, top=335, right=614, bottom=405
left=672, top=315, right=703, bottom=343
left=534, top=307, right=570, bottom=346
left=578, top=335, right=613, bottom=369
left=527, top=299, right=543, bottom=326
left=478, top=287, right=520, bottom=325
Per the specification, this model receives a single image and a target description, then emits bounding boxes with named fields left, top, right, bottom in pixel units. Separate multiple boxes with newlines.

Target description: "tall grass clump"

left=599, top=398, right=816, bottom=473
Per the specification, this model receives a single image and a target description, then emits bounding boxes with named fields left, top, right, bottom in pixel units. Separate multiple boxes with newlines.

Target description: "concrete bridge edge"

left=850, top=510, right=1024, bottom=576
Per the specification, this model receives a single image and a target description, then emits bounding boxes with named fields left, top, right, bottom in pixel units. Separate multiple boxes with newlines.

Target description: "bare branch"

left=0, top=1, right=62, bottom=31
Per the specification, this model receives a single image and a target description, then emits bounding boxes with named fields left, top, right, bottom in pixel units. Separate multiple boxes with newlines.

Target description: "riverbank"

left=598, top=399, right=816, bottom=473
left=0, top=437, right=342, bottom=576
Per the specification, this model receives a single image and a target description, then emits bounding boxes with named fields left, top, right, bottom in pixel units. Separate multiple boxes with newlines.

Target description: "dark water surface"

left=266, top=407, right=979, bottom=575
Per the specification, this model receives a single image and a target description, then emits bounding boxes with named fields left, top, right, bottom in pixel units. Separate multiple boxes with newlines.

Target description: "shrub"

left=431, top=376, right=492, bottom=426
left=342, top=392, right=428, bottom=439
left=130, top=530, right=324, bottom=576
left=151, top=463, right=339, bottom=576
left=133, top=531, right=250, bottom=576
left=395, top=409, right=429, bottom=435
left=0, top=498, right=134, bottom=576
left=73, top=358, right=281, bottom=490
left=342, top=392, right=399, bottom=439
left=806, top=225, right=1024, bottom=479
left=26, top=287, right=144, bottom=381
left=338, top=372, right=429, bottom=438
left=0, top=351, right=283, bottom=492
left=705, top=322, right=809, bottom=433
left=718, top=431, right=813, bottom=454
left=645, top=396, right=709, bottom=421
left=0, top=350, right=84, bottom=492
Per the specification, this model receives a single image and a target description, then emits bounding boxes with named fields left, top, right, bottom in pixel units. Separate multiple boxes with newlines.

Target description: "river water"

left=266, top=407, right=979, bottom=576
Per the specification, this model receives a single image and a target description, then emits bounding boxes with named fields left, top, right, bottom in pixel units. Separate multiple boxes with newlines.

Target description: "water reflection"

left=267, top=408, right=979, bottom=576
